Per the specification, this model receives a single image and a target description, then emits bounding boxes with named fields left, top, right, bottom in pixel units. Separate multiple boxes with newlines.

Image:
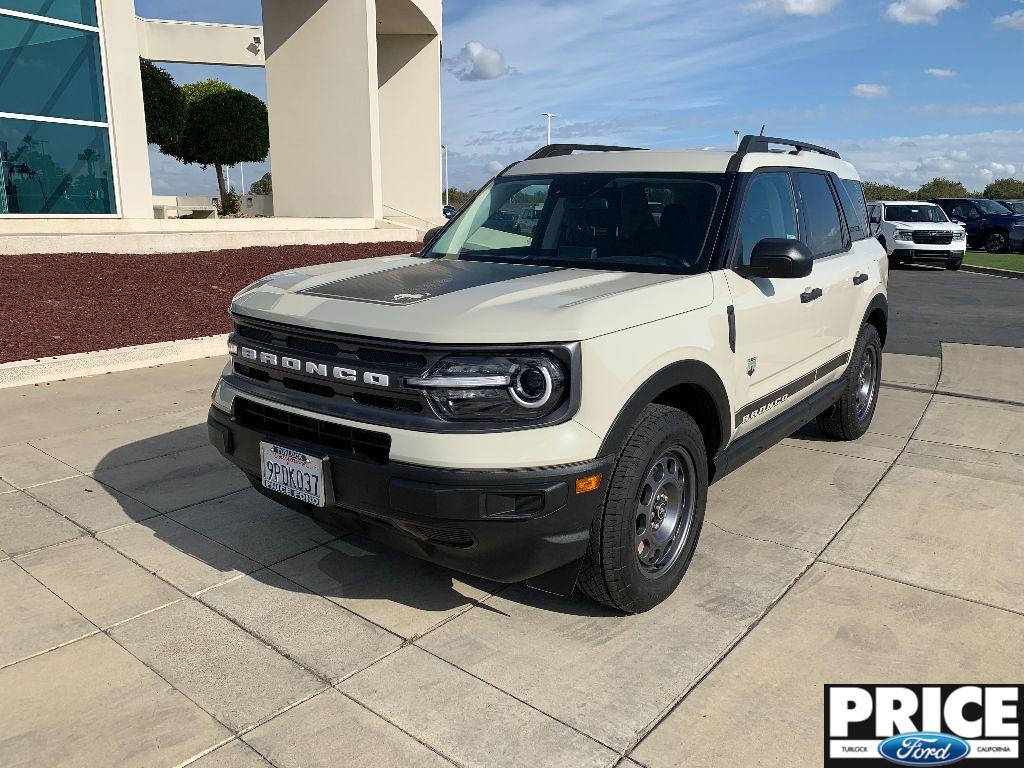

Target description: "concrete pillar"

left=378, top=34, right=441, bottom=223
left=98, top=0, right=154, bottom=219
left=262, top=0, right=383, bottom=220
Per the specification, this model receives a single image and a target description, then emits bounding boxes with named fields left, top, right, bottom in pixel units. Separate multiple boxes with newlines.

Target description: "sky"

left=136, top=0, right=1024, bottom=196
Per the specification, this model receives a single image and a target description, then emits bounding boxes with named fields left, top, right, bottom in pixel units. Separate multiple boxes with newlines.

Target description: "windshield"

left=884, top=204, right=948, bottom=223
left=1005, top=201, right=1024, bottom=214
left=976, top=199, right=1013, bottom=214
left=426, top=173, right=725, bottom=274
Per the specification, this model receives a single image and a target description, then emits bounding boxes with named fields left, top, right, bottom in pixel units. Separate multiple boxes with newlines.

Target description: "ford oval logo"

left=878, top=732, right=970, bottom=766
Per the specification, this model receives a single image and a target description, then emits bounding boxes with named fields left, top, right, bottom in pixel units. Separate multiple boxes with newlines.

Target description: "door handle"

left=800, top=288, right=823, bottom=303
left=853, top=273, right=869, bottom=285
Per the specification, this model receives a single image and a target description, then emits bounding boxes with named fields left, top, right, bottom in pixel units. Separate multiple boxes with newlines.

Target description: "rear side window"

left=735, top=172, right=799, bottom=266
left=794, top=172, right=845, bottom=258
left=838, top=178, right=869, bottom=240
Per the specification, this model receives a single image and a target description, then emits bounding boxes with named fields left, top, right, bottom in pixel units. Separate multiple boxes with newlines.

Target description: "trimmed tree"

left=251, top=172, right=272, bottom=196
left=139, top=59, right=185, bottom=150
left=916, top=177, right=968, bottom=200
left=982, top=177, right=1024, bottom=200
left=171, top=79, right=270, bottom=207
left=862, top=181, right=914, bottom=201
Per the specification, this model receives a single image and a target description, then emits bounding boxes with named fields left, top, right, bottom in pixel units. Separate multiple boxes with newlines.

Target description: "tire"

left=946, top=257, right=962, bottom=271
left=577, top=404, right=707, bottom=613
left=985, top=229, right=1008, bottom=253
left=816, top=324, right=882, bottom=441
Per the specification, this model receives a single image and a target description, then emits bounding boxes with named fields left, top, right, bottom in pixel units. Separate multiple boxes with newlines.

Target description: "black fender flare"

left=597, top=360, right=731, bottom=457
left=862, top=293, right=888, bottom=346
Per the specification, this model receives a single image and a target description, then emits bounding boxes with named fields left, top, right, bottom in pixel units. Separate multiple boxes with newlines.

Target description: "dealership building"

left=0, top=0, right=441, bottom=252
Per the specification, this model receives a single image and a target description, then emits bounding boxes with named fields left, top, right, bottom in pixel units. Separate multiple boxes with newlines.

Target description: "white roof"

left=506, top=148, right=860, bottom=180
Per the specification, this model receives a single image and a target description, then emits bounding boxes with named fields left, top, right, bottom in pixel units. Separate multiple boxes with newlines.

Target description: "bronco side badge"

left=747, top=357, right=757, bottom=376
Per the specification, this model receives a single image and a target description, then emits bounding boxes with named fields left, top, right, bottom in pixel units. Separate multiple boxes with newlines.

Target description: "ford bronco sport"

left=208, top=136, right=888, bottom=613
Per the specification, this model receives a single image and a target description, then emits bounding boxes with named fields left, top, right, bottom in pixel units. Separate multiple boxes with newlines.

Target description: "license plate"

left=260, top=442, right=327, bottom=507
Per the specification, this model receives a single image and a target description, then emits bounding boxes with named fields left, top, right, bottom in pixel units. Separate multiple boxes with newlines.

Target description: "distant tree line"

left=863, top=176, right=1024, bottom=202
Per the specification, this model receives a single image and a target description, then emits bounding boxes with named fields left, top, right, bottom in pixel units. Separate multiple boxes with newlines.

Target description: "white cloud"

left=744, top=0, right=841, bottom=15
left=852, top=83, right=890, bottom=99
left=924, top=67, right=957, bottom=78
left=837, top=130, right=1024, bottom=191
left=994, top=9, right=1024, bottom=31
left=885, top=0, right=963, bottom=25
left=443, top=42, right=515, bottom=82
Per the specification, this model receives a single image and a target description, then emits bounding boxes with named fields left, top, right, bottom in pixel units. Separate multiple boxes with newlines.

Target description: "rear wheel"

left=577, top=405, right=707, bottom=613
left=816, top=324, right=882, bottom=441
left=985, top=229, right=1008, bottom=253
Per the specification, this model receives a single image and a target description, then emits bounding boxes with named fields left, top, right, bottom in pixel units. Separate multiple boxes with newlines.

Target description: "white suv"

left=868, top=200, right=966, bottom=270
left=209, top=136, right=888, bottom=612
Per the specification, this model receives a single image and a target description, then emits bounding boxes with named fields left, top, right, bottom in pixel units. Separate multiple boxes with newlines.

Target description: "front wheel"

left=946, top=257, right=962, bottom=271
left=816, top=324, right=882, bottom=441
left=985, top=230, right=1008, bottom=253
left=577, top=405, right=707, bottom=613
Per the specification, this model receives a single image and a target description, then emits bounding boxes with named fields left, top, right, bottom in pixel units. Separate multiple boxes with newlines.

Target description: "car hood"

left=888, top=221, right=963, bottom=230
left=230, top=255, right=714, bottom=344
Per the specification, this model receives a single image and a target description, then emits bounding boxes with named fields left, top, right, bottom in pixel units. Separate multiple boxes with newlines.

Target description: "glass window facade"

left=0, top=1, right=116, bottom=215
left=0, top=117, right=114, bottom=214
left=0, top=0, right=97, bottom=27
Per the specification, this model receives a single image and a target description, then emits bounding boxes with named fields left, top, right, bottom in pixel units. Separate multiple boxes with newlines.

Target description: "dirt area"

left=0, top=241, right=420, bottom=364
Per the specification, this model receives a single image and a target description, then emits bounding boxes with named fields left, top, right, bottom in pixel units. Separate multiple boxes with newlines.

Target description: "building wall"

left=378, top=33, right=442, bottom=224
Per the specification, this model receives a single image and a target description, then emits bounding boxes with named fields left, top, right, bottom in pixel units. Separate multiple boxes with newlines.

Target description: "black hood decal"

left=299, top=260, right=557, bottom=306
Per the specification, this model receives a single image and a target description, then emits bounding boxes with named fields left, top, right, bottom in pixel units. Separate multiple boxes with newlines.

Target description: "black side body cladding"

left=598, top=360, right=731, bottom=459
left=715, top=377, right=846, bottom=480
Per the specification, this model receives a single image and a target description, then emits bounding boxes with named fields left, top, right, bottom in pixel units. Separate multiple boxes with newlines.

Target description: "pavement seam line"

left=780, top=440, right=895, bottom=465
left=411, top=643, right=622, bottom=757
left=332, top=687, right=465, bottom=767
left=620, top=346, right=944, bottom=763
left=705, top=520, right=817, bottom=554
left=818, top=559, right=1024, bottom=619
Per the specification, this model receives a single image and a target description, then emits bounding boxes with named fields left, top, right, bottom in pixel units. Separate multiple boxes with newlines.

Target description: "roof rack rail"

left=524, top=143, right=647, bottom=161
left=736, top=135, right=841, bottom=160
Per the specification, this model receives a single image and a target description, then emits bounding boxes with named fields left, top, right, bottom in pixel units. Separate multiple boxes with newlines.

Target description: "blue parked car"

left=930, top=198, right=1024, bottom=253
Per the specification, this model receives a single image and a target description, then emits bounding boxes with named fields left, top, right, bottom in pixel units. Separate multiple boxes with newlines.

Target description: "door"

left=949, top=201, right=984, bottom=247
left=794, top=171, right=863, bottom=360
left=725, top=170, right=831, bottom=436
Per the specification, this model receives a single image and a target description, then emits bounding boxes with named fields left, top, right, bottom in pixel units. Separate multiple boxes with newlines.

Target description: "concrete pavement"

left=1, top=341, right=1022, bottom=767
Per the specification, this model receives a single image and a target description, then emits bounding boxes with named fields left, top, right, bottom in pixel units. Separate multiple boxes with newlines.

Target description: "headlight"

left=895, top=230, right=914, bottom=242
left=407, top=353, right=568, bottom=421
left=951, top=231, right=965, bottom=240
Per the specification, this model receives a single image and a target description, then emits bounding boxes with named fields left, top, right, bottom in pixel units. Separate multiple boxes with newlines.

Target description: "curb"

left=0, top=335, right=229, bottom=390
left=961, top=264, right=1023, bottom=279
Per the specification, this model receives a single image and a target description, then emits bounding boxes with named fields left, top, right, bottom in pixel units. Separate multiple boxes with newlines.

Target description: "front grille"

left=236, top=325, right=275, bottom=344
left=234, top=398, right=391, bottom=463
left=404, top=522, right=476, bottom=548
left=913, top=231, right=955, bottom=245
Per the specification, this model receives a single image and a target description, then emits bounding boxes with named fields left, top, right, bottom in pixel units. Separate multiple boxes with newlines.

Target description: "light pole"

left=441, top=144, right=449, bottom=206
left=541, top=112, right=557, bottom=146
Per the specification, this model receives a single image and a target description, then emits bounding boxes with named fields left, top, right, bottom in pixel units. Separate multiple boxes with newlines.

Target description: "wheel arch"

left=863, top=293, right=888, bottom=348
left=597, top=360, right=731, bottom=475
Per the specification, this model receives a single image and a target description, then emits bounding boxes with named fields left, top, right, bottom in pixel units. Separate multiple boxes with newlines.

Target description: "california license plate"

left=260, top=442, right=327, bottom=507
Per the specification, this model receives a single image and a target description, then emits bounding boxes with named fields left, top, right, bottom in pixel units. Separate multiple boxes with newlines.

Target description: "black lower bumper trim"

left=208, top=407, right=613, bottom=584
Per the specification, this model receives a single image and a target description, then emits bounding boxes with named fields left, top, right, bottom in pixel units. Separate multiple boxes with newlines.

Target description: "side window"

left=952, top=201, right=976, bottom=220
left=794, top=172, right=845, bottom=258
left=735, top=172, right=798, bottom=266
left=838, top=179, right=869, bottom=240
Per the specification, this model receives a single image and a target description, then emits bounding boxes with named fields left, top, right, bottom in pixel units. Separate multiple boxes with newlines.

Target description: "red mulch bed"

left=0, top=241, right=420, bottom=364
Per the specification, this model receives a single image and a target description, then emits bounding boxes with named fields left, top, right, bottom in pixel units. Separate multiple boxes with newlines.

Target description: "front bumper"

left=890, top=244, right=964, bottom=262
left=208, top=405, right=614, bottom=584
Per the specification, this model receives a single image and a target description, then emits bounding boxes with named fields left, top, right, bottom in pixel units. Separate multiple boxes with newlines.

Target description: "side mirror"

left=739, top=238, right=813, bottom=279
left=423, top=226, right=442, bottom=246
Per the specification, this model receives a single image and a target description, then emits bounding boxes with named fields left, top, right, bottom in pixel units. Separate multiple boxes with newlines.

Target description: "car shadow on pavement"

left=94, top=424, right=614, bottom=621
